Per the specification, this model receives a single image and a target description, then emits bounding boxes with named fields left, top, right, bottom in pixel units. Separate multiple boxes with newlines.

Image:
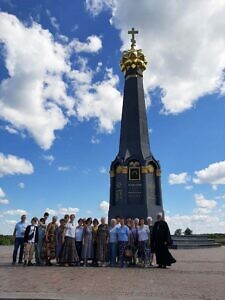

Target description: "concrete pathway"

left=0, top=246, right=224, bottom=299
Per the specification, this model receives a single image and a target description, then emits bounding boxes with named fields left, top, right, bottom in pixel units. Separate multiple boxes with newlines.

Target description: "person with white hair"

left=151, top=212, right=176, bottom=268
left=134, top=218, right=139, bottom=227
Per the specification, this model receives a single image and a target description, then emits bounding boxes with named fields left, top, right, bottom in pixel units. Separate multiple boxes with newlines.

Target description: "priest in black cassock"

left=151, top=213, right=176, bottom=268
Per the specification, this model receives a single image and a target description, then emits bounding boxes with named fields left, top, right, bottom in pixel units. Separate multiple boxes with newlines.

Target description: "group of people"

left=12, top=212, right=176, bottom=268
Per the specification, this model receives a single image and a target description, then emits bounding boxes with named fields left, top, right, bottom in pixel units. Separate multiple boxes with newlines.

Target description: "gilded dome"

left=120, top=48, right=148, bottom=73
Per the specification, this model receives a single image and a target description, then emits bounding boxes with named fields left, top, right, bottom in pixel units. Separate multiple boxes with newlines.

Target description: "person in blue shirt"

left=12, top=214, right=27, bottom=265
left=109, top=218, right=117, bottom=267
left=116, top=217, right=129, bottom=267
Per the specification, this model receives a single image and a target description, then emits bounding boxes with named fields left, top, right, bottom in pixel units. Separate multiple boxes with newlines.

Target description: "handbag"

left=125, top=247, right=133, bottom=258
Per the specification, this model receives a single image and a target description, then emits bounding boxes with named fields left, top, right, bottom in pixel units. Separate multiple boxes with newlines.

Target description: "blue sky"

left=0, top=0, right=225, bottom=234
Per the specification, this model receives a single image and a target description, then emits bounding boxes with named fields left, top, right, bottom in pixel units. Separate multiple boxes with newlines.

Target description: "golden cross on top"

left=128, top=27, right=138, bottom=49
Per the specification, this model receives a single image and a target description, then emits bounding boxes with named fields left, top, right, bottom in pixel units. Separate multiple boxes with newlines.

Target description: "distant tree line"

left=0, top=235, right=13, bottom=245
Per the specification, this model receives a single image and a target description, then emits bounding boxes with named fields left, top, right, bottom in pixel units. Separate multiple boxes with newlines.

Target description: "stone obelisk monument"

left=108, top=28, right=164, bottom=221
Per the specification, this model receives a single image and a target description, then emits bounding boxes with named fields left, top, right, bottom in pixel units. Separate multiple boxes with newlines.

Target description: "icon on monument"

left=129, top=167, right=141, bottom=181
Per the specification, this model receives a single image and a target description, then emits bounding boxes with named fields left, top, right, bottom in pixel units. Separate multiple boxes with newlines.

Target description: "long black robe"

left=151, top=220, right=176, bottom=267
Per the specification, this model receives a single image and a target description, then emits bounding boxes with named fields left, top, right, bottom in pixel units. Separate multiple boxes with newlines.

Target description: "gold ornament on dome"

left=120, top=27, right=148, bottom=73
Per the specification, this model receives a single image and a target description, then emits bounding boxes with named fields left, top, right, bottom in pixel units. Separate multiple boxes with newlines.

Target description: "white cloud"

left=0, top=187, right=9, bottom=205
left=0, top=199, right=9, bottom=205
left=212, top=185, right=218, bottom=191
left=0, top=152, right=33, bottom=178
left=91, top=136, right=100, bottom=144
left=85, top=0, right=113, bottom=16
left=216, top=195, right=225, bottom=200
left=3, top=209, right=27, bottom=216
left=0, top=187, right=6, bottom=198
left=0, top=12, right=73, bottom=150
left=18, top=182, right=25, bottom=189
left=43, top=155, right=55, bottom=165
left=89, top=1, right=225, bottom=115
left=5, top=125, right=18, bottom=135
left=45, top=207, right=80, bottom=216
left=193, top=161, right=225, bottom=186
left=193, top=207, right=211, bottom=215
left=5, top=219, right=17, bottom=225
left=99, top=166, right=107, bottom=174
left=194, top=193, right=217, bottom=209
left=46, top=9, right=60, bottom=31
left=166, top=213, right=225, bottom=234
left=57, top=166, right=70, bottom=171
left=0, top=13, right=122, bottom=148
left=75, top=67, right=122, bottom=133
left=96, top=61, right=103, bottom=72
left=166, top=193, right=222, bottom=233
left=69, top=35, right=102, bottom=53
left=99, top=200, right=109, bottom=214
left=168, top=172, right=190, bottom=185
left=5, top=125, right=26, bottom=138
left=184, top=185, right=193, bottom=190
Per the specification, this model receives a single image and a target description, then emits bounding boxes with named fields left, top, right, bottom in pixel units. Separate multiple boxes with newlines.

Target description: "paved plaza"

left=0, top=246, right=224, bottom=300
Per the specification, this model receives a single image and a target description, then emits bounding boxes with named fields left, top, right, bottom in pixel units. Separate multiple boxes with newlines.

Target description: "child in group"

left=23, top=217, right=39, bottom=266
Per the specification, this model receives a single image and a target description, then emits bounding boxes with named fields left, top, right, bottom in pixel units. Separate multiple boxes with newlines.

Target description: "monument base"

left=108, top=204, right=163, bottom=222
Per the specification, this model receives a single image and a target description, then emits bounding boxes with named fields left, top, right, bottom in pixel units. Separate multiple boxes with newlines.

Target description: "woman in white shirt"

left=137, top=218, right=150, bottom=267
left=59, top=214, right=79, bottom=266
left=75, top=218, right=84, bottom=262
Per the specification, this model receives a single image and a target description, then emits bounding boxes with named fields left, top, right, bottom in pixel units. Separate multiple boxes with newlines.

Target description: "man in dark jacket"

left=151, top=213, right=176, bottom=268
left=24, top=217, right=39, bottom=266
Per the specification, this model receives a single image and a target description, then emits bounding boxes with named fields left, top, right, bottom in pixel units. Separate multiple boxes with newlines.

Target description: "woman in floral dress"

left=82, top=218, right=93, bottom=266
left=42, top=216, right=58, bottom=266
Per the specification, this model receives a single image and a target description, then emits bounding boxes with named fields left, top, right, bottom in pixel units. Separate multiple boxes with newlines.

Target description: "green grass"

left=0, top=235, right=13, bottom=245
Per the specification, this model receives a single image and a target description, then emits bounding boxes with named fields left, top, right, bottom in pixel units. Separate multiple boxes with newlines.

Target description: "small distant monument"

left=108, top=28, right=164, bottom=221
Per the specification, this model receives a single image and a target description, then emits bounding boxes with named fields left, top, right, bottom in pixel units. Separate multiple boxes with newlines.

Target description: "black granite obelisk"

left=108, top=28, right=164, bottom=222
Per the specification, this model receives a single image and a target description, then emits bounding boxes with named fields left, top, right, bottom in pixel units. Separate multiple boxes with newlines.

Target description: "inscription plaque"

left=127, top=182, right=142, bottom=204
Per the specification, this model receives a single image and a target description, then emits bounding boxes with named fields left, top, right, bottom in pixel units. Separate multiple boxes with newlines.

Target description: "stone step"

left=171, top=242, right=221, bottom=249
left=171, top=236, right=221, bottom=249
